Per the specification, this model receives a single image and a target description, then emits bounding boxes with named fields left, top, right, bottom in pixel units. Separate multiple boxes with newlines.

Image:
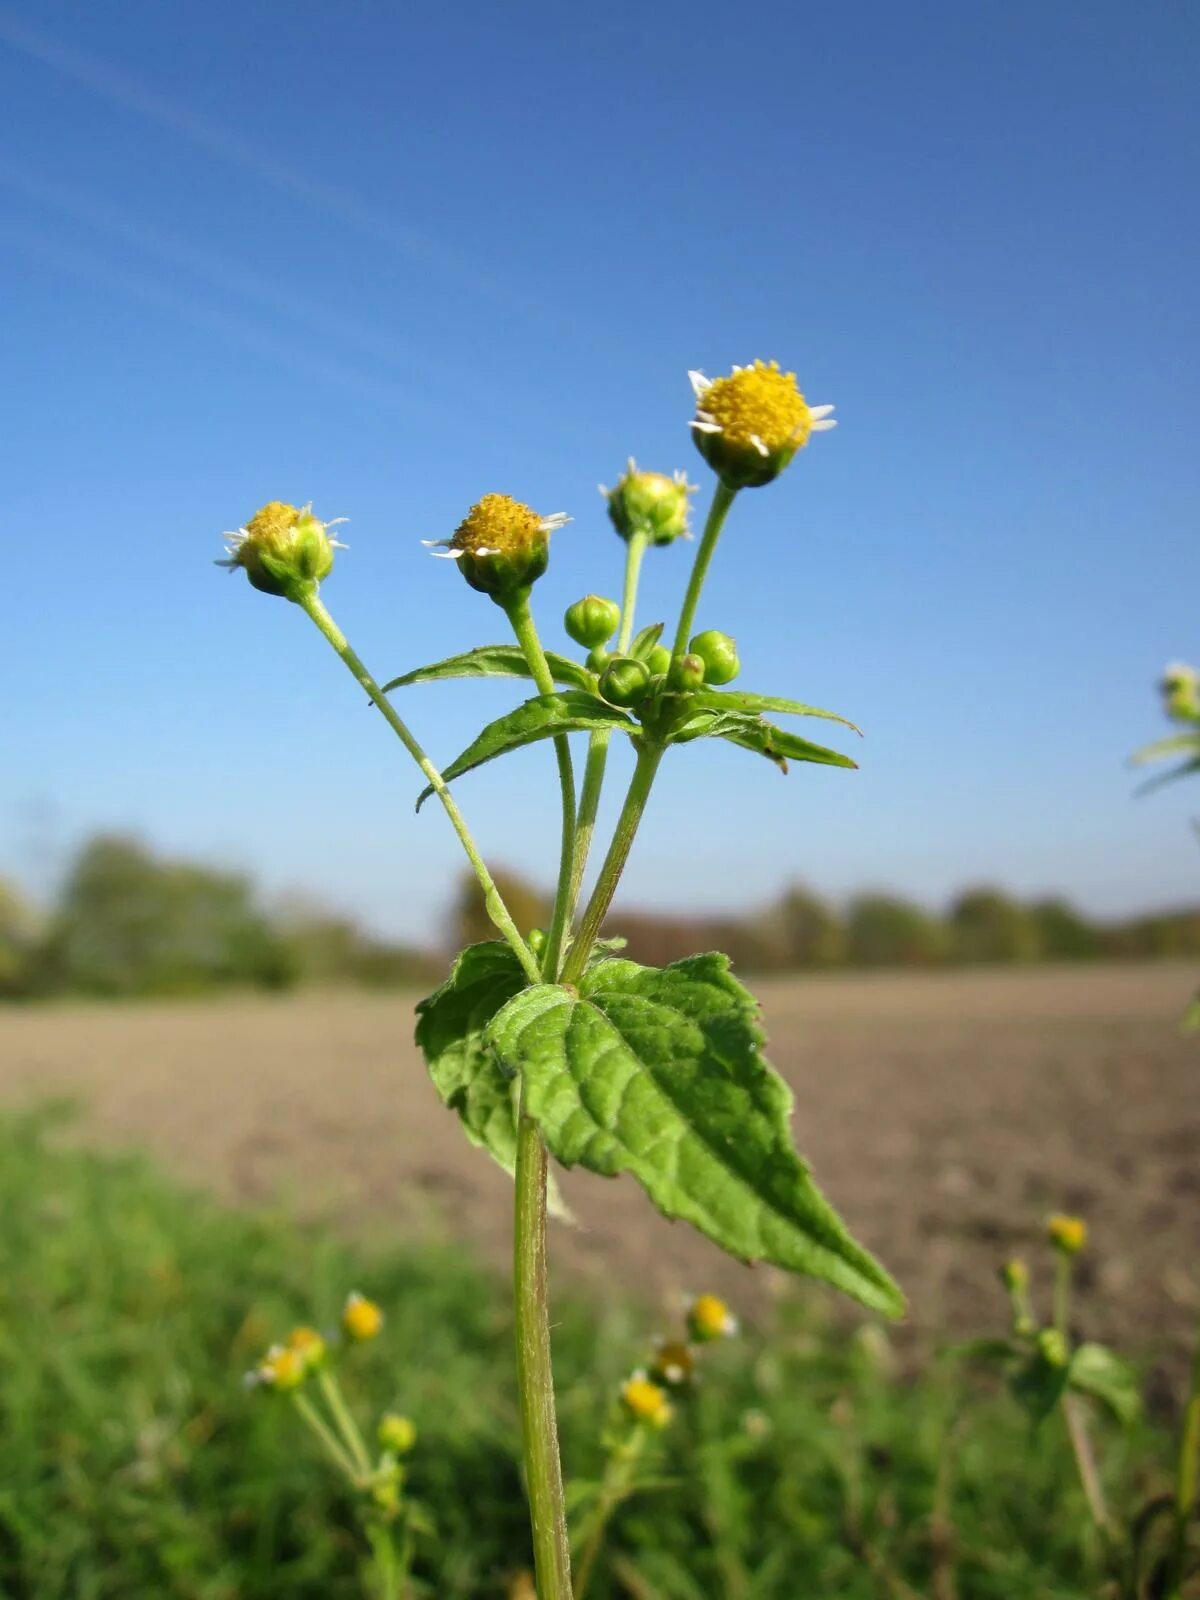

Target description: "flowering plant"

left=220, top=358, right=901, bottom=1597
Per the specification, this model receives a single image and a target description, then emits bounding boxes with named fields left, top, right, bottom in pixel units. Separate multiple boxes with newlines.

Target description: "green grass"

left=0, top=1104, right=1176, bottom=1598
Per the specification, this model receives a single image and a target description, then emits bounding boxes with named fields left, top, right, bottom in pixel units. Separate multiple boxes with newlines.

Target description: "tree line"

left=3, top=836, right=1197, bottom=1002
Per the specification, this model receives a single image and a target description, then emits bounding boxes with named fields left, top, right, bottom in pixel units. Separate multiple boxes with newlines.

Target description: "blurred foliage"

left=0, top=1105, right=1180, bottom=1599
left=2, top=836, right=436, bottom=1002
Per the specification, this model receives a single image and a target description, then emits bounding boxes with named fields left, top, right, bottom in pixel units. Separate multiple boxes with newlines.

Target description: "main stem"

left=670, top=479, right=738, bottom=658
left=298, top=591, right=540, bottom=985
left=502, top=589, right=576, bottom=980
left=514, top=1091, right=572, bottom=1599
left=562, top=741, right=664, bottom=986
left=1167, top=1324, right=1200, bottom=1597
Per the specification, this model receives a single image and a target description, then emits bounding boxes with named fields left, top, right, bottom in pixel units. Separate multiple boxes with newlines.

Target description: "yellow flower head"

left=378, top=1413, right=417, bottom=1455
left=1000, top=1259, right=1029, bottom=1293
left=1161, top=662, right=1200, bottom=723
left=1046, top=1214, right=1088, bottom=1256
left=255, top=1343, right=307, bottom=1392
left=286, top=1325, right=328, bottom=1371
left=426, top=492, right=570, bottom=600
left=687, top=1293, right=739, bottom=1343
left=602, top=459, right=696, bottom=546
left=690, top=361, right=835, bottom=489
left=650, top=1339, right=696, bottom=1387
left=621, top=1371, right=673, bottom=1428
left=218, top=500, right=346, bottom=601
left=342, top=1291, right=384, bottom=1342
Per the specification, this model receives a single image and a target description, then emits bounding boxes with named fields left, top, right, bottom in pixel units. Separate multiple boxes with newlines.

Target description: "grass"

left=0, top=1103, right=1178, bottom=1599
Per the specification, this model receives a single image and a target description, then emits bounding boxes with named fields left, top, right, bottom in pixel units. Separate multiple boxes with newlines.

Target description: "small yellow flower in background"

left=1046, top=1214, right=1088, bottom=1256
left=687, top=1293, right=739, bottom=1343
left=651, top=1340, right=696, bottom=1387
left=254, top=1343, right=307, bottom=1392
left=1000, top=1259, right=1029, bottom=1292
left=218, top=500, right=347, bottom=601
left=286, top=1325, right=328, bottom=1370
left=690, top=360, right=835, bottom=489
left=378, top=1413, right=417, bottom=1455
left=425, top=492, right=570, bottom=599
left=342, top=1291, right=384, bottom=1342
left=621, top=1371, right=673, bottom=1428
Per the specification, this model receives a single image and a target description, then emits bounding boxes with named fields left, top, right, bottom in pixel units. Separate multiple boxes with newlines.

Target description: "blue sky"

left=1, top=0, right=1197, bottom=940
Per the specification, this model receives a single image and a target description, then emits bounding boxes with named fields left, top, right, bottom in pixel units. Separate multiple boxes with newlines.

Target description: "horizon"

left=3, top=1, right=1198, bottom=941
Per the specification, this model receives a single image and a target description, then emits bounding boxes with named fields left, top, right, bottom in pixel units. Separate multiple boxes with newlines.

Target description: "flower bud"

left=668, top=653, right=706, bottom=691
left=1161, top=663, right=1200, bottom=723
left=599, top=656, right=651, bottom=707
left=689, top=361, right=836, bottom=489
left=650, top=1340, right=696, bottom=1387
left=1046, top=1214, right=1087, bottom=1256
left=687, top=1293, right=739, bottom=1342
left=565, top=595, right=621, bottom=649
left=428, top=494, right=570, bottom=601
left=1000, top=1259, right=1028, bottom=1294
left=602, top=460, right=695, bottom=546
left=378, top=1413, right=417, bottom=1455
left=1036, top=1328, right=1069, bottom=1369
left=527, top=928, right=548, bottom=959
left=689, top=630, right=740, bottom=686
left=645, top=644, right=672, bottom=677
left=286, top=1325, right=328, bottom=1372
left=219, top=501, right=345, bottom=602
left=342, top=1291, right=384, bottom=1342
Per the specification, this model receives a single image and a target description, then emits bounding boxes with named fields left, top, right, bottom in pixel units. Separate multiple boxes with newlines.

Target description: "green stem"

left=291, top=1391, right=360, bottom=1483
left=574, top=1429, right=646, bottom=1600
left=1053, top=1254, right=1072, bottom=1338
left=318, top=1368, right=371, bottom=1479
left=670, top=479, right=738, bottom=658
left=366, top=1522, right=402, bottom=1600
left=297, top=590, right=540, bottom=985
left=514, top=1097, right=572, bottom=1599
left=562, top=741, right=665, bottom=986
left=1166, top=1324, right=1200, bottom=1598
left=617, top=529, right=650, bottom=653
left=1063, top=1393, right=1110, bottom=1534
left=501, top=589, right=577, bottom=979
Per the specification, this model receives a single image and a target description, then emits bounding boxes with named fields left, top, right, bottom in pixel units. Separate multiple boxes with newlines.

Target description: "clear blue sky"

left=2, top=0, right=1197, bottom=940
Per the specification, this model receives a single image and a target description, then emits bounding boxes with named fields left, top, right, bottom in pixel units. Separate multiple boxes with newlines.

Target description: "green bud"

left=586, top=646, right=612, bottom=676
left=646, top=644, right=672, bottom=677
left=435, top=494, right=569, bottom=602
left=1000, top=1259, right=1028, bottom=1293
left=599, top=655, right=651, bottom=707
left=377, top=1413, right=417, bottom=1455
left=565, top=594, right=620, bottom=649
left=219, top=501, right=344, bottom=602
left=602, top=460, right=695, bottom=546
left=1036, top=1328, right=1069, bottom=1369
left=668, top=652, right=706, bottom=691
left=527, top=928, right=548, bottom=959
left=1161, top=662, right=1200, bottom=723
left=689, top=630, right=740, bottom=686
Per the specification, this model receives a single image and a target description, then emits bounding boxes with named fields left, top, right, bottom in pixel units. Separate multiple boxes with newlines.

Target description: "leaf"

left=1133, top=755, right=1200, bottom=797
left=414, top=942, right=569, bottom=1217
left=383, top=645, right=592, bottom=694
left=416, top=692, right=636, bottom=810
left=485, top=952, right=904, bottom=1316
left=414, top=942, right=528, bottom=1177
left=1128, top=732, right=1200, bottom=768
left=1068, top=1343, right=1141, bottom=1425
left=1010, top=1350, right=1070, bottom=1424
left=705, top=713, right=858, bottom=772
left=692, top=690, right=861, bottom=735
left=629, top=623, right=665, bottom=661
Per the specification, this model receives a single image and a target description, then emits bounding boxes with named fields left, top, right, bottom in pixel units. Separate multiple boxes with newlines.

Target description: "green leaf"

left=1010, top=1350, right=1070, bottom=1424
left=383, top=645, right=592, bottom=694
left=692, top=690, right=861, bottom=735
left=416, top=692, right=636, bottom=810
left=1128, top=731, right=1200, bottom=767
left=414, top=942, right=528, bottom=1177
left=414, top=942, right=569, bottom=1217
left=1134, top=756, right=1200, bottom=797
left=629, top=623, right=665, bottom=661
left=485, top=952, right=903, bottom=1316
left=1068, top=1343, right=1141, bottom=1425
left=705, top=713, right=858, bottom=772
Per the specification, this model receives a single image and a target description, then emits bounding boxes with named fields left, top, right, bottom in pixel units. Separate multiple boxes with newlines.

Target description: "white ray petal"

left=429, top=548, right=464, bottom=560
left=808, top=404, right=836, bottom=420
left=689, top=419, right=721, bottom=434
left=750, top=434, right=770, bottom=457
left=541, top=513, right=572, bottom=531
left=687, top=369, right=711, bottom=397
left=810, top=418, right=838, bottom=432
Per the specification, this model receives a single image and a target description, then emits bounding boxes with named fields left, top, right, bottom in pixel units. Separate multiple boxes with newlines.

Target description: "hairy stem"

left=562, top=741, right=664, bottom=986
left=297, top=591, right=540, bottom=984
left=1063, top=1393, right=1110, bottom=1533
left=670, top=478, right=738, bottom=658
left=502, top=589, right=577, bottom=979
left=617, top=528, right=650, bottom=653
left=366, top=1523, right=402, bottom=1600
left=291, top=1391, right=360, bottom=1483
left=514, top=1097, right=572, bottom=1599
left=1166, top=1323, right=1200, bottom=1597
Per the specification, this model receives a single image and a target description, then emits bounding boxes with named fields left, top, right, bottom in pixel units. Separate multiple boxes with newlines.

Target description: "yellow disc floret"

left=448, top=492, right=561, bottom=599
left=1046, top=1214, right=1088, bottom=1256
left=651, top=1340, right=696, bottom=1386
left=621, top=1373, right=673, bottom=1428
left=220, top=499, right=342, bottom=601
left=343, top=1291, right=385, bottom=1342
left=699, top=362, right=812, bottom=452
left=246, top=500, right=302, bottom=547
left=286, top=1325, right=328, bottom=1370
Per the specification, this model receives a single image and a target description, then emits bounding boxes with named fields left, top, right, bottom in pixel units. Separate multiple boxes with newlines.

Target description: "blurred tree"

left=765, top=885, right=846, bottom=969
left=1028, top=898, right=1102, bottom=961
left=845, top=893, right=948, bottom=967
left=275, top=896, right=438, bottom=988
left=450, top=867, right=551, bottom=952
left=948, top=886, right=1040, bottom=964
left=0, top=878, right=39, bottom=997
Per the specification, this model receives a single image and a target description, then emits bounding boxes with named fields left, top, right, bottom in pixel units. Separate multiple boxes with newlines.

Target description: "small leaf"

left=1068, top=1343, right=1141, bottom=1425
left=485, top=953, right=903, bottom=1316
left=629, top=623, right=665, bottom=661
left=1128, top=732, right=1200, bottom=768
left=1133, top=755, right=1200, bottom=798
left=1010, top=1350, right=1070, bottom=1424
left=692, top=690, right=861, bottom=735
left=383, top=645, right=592, bottom=694
left=705, top=713, right=857, bottom=772
left=416, top=692, right=636, bottom=810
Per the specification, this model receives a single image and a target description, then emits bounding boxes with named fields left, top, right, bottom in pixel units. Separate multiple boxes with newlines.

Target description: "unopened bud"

left=218, top=501, right=345, bottom=602
left=689, top=630, right=740, bottom=686
left=646, top=644, right=672, bottom=677
left=602, top=460, right=695, bottom=546
left=600, top=656, right=651, bottom=707
left=565, top=595, right=621, bottom=649
left=1000, top=1259, right=1028, bottom=1293
left=1046, top=1214, right=1087, bottom=1256
left=378, top=1413, right=417, bottom=1455
left=669, top=653, right=706, bottom=691
left=1161, top=663, right=1200, bottom=723
left=1036, top=1328, right=1069, bottom=1369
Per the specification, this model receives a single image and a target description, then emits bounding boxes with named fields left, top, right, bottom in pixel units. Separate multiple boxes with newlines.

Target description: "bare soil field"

left=3, top=961, right=1197, bottom=1371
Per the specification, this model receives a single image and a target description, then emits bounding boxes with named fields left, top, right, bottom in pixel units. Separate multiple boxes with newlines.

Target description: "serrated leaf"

left=698, top=712, right=857, bottom=772
left=383, top=645, right=592, bottom=694
left=414, top=942, right=569, bottom=1217
left=416, top=692, right=636, bottom=810
left=629, top=623, right=665, bottom=661
left=1068, top=1343, right=1141, bottom=1425
left=692, top=690, right=861, bottom=735
left=485, top=952, right=903, bottom=1316
left=414, top=942, right=527, bottom=1175
left=1128, top=732, right=1200, bottom=768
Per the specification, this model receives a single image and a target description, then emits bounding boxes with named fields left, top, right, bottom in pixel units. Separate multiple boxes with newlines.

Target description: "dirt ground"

left=3, top=961, right=1197, bottom=1374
